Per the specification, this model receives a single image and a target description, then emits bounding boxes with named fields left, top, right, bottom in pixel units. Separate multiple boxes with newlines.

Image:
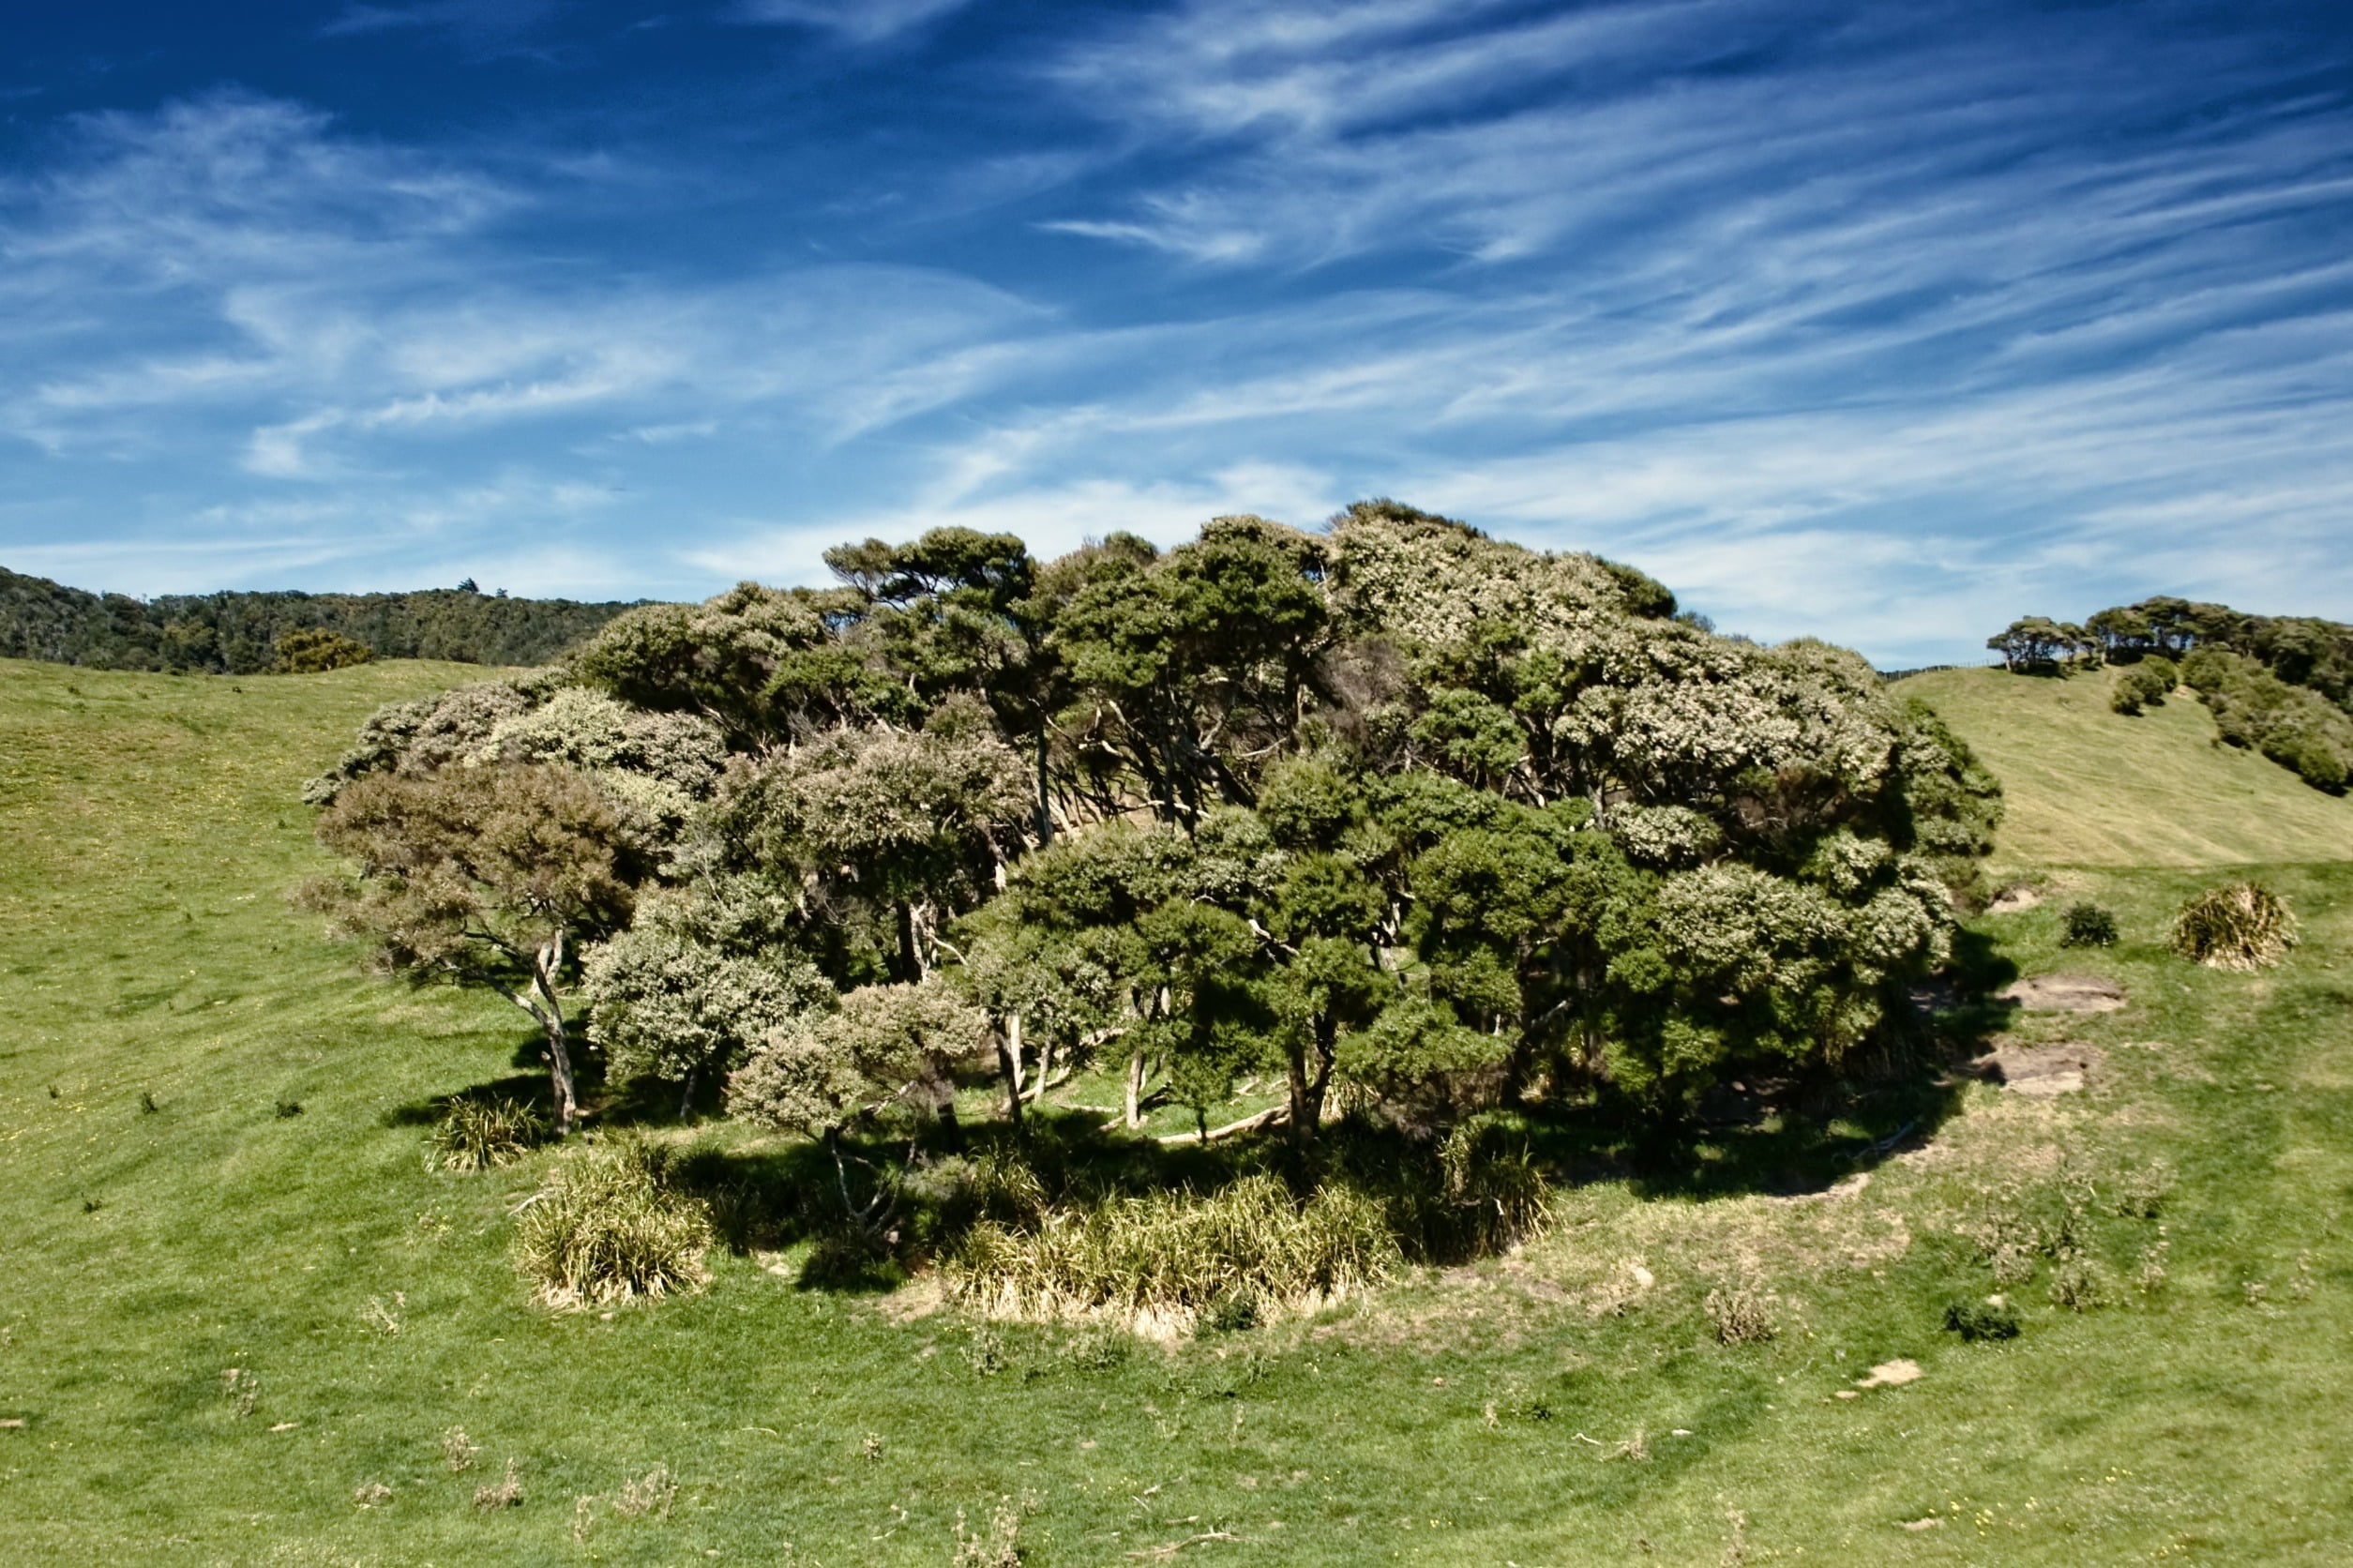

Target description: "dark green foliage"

left=1943, top=1299, right=2021, bottom=1341
left=2180, top=648, right=2353, bottom=792
left=2059, top=902, right=2119, bottom=948
left=1988, top=616, right=2095, bottom=672
left=0, top=563, right=637, bottom=673
left=2110, top=659, right=2176, bottom=716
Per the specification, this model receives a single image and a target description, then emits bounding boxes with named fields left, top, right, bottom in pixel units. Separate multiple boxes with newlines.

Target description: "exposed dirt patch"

left=1986, top=885, right=2044, bottom=914
left=2000, top=973, right=2126, bottom=1013
left=1856, top=1357, right=1922, bottom=1389
left=1972, top=1039, right=2105, bottom=1096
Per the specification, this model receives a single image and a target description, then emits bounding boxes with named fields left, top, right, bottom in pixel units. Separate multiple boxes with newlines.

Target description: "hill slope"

left=1901, top=664, right=2353, bottom=867
left=3, top=656, right=2350, bottom=1562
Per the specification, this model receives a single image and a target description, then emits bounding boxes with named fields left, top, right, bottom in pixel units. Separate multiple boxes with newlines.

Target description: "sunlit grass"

left=1897, top=664, right=2353, bottom=868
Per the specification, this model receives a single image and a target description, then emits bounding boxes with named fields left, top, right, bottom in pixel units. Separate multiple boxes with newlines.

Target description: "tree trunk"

left=996, top=1012, right=1026, bottom=1130
left=1124, top=1046, right=1146, bottom=1129
left=1285, top=1018, right=1338, bottom=1152
left=1026, top=1031, right=1056, bottom=1103
left=532, top=941, right=579, bottom=1137
left=1284, top=1038, right=1314, bottom=1152
left=1034, top=728, right=1054, bottom=847
left=896, top=901, right=919, bottom=985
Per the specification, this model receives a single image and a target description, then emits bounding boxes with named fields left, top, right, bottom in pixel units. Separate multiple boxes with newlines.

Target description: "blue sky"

left=4, top=1, right=2352, bottom=665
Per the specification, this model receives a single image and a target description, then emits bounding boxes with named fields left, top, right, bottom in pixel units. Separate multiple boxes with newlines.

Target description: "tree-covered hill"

left=0, top=564, right=642, bottom=674
left=1986, top=597, right=2353, bottom=792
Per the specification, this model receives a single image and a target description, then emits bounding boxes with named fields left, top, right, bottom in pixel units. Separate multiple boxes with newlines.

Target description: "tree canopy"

left=310, top=502, right=1999, bottom=1159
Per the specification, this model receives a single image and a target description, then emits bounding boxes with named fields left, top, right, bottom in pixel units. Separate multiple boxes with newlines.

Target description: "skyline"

left=3, top=1, right=2351, bottom=666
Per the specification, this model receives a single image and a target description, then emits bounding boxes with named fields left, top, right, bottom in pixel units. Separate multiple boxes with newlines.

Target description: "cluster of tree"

left=307, top=503, right=1999, bottom=1174
left=1991, top=596, right=2353, bottom=792
left=0, top=565, right=639, bottom=673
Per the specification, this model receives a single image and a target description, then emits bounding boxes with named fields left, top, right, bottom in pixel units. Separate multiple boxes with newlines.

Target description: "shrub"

left=270, top=626, right=374, bottom=673
left=513, top=1140, right=714, bottom=1310
left=947, top=1173, right=1399, bottom=1324
left=2059, top=901, right=2119, bottom=948
left=2170, top=882, right=2298, bottom=971
left=1703, top=1284, right=1777, bottom=1346
left=429, top=1095, right=549, bottom=1172
left=1942, top=1300, right=2020, bottom=1342
left=2110, top=661, right=2175, bottom=716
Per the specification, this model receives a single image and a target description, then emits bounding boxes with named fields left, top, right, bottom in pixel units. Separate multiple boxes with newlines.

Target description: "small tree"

left=271, top=626, right=374, bottom=673
left=581, top=922, right=829, bottom=1108
left=309, top=764, right=648, bottom=1134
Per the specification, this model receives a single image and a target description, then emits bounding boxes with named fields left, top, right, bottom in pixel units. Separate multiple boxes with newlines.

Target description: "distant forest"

left=0, top=565, right=642, bottom=674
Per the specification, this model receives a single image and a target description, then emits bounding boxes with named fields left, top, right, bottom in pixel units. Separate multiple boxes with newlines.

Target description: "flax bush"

left=428, top=1095, right=548, bottom=1171
left=2170, top=882, right=2297, bottom=971
left=513, top=1139, right=714, bottom=1310
left=947, top=1174, right=1398, bottom=1324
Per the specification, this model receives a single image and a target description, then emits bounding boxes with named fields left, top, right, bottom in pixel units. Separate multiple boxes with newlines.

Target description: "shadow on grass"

left=400, top=942, right=2027, bottom=1292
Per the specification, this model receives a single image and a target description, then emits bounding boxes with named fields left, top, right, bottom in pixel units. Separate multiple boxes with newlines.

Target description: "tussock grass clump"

left=1437, top=1116, right=1553, bottom=1256
left=514, top=1139, right=713, bottom=1310
left=1704, top=1283, right=1777, bottom=1346
left=948, top=1174, right=1398, bottom=1327
left=429, top=1094, right=549, bottom=1171
left=2170, top=882, right=2297, bottom=971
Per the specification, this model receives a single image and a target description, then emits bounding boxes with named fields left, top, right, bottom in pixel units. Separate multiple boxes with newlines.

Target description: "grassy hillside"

left=1901, top=664, right=2353, bottom=867
left=2, top=656, right=2349, bottom=1562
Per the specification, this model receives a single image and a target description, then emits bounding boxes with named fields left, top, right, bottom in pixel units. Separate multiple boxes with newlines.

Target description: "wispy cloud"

left=730, top=0, right=975, bottom=45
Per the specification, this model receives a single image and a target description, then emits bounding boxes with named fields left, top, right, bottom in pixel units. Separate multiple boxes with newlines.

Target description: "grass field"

left=1897, top=665, right=2353, bottom=868
left=3, top=656, right=2349, bottom=1563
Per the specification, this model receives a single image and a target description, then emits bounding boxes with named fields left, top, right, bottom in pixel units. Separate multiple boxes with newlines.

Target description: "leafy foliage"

left=307, top=763, right=651, bottom=1132
left=2181, top=649, right=2353, bottom=792
left=309, top=502, right=1999, bottom=1171
left=2059, top=902, right=2119, bottom=948
left=269, top=627, right=373, bottom=673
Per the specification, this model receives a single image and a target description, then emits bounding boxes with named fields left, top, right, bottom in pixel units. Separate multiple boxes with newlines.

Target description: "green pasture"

left=1, top=656, right=2347, bottom=1562
left=1897, top=665, right=2353, bottom=868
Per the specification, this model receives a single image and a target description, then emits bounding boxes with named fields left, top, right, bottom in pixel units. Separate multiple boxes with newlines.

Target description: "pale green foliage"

left=480, top=686, right=724, bottom=781
left=728, top=977, right=989, bottom=1138
left=948, top=1173, right=1399, bottom=1321
left=1328, top=500, right=1663, bottom=653
left=581, top=917, right=830, bottom=1087
left=303, top=671, right=562, bottom=804
left=513, top=1140, right=714, bottom=1310
left=1609, top=804, right=1722, bottom=868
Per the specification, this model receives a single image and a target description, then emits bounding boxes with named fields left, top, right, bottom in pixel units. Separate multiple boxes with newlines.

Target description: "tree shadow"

left=381, top=1069, right=551, bottom=1128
